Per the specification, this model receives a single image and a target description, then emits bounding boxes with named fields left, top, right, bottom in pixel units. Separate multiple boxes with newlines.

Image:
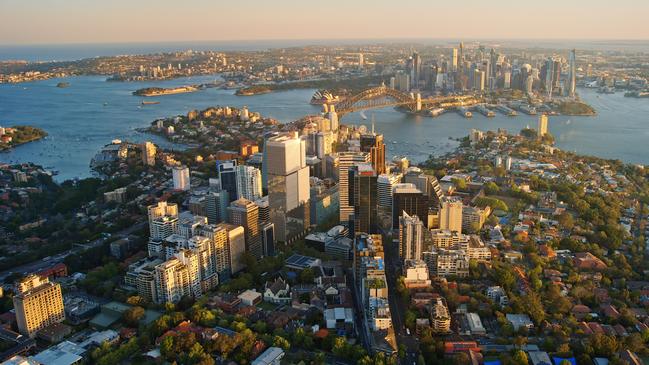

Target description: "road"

left=381, top=231, right=420, bottom=364
left=0, top=221, right=146, bottom=282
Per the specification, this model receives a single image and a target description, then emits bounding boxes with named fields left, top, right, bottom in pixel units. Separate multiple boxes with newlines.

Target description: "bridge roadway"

left=331, top=85, right=481, bottom=118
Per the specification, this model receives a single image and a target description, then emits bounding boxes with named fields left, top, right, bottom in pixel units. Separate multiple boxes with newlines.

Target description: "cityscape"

left=2, top=1, right=649, bottom=365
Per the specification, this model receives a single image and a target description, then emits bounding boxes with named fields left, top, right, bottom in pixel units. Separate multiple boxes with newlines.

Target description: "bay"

left=1, top=74, right=648, bottom=181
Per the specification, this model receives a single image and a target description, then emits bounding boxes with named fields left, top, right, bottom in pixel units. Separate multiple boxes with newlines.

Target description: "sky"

left=2, top=0, right=649, bottom=45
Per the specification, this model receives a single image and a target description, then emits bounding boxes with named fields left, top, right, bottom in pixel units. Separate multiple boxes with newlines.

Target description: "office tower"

left=403, top=168, right=443, bottom=208
left=349, top=163, right=378, bottom=235
left=141, top=141, right=156, bottom=166
left=439, top=198, right=463, bottom=233
left=544, top=58, right=555, bottom=99
left=172, top=165, right=190, bottom=191
left=538, top=114, right=548, bottom=137
left=358, top=53, right=364, bottom=68
left=261, top=222, right=276, bottom=257
left=473, top=69, right=485, bottom=91
left=399, top=212, right=423, bottom=261
left=338, top=152, right=371, bottom=223
left=315, top=131, right=334, bottom=159
left=265, top=132, right=311, bottom=242
left=262, top=132, right=280, bottom=191
left=568, top=49, right=577, bottom=98
left=503, top=71, right=512, bottom=89
left=154, top=257, right=192, bottom=304
left=450, top=48, right=458, bottom=71
left=228, top=198, right=262, bottom=259
left=217, top=160, right=238, bottom=203
left=13, top=275, right=65, bottom=337
left=220, top=223, right=246, bottom=274
left=377, top=173, right=402, bottom=212
left=327, top=104, right=339, bottom=131
left=392, top=183, right=429, bottom=229
left=525, top=75, right=534, bottom=94
left=205, top=190, right=230, bottom=224
left=412, top=51, right=421, bottom=89
left=457, top=42, right=465, bottom=90
left=235, top=165, right=262, bottom=201
left=148, top=202, right=179, bottom=240
left=395, top=71, right=410, bottom=92
left=360, top=130, right=386, bottom=175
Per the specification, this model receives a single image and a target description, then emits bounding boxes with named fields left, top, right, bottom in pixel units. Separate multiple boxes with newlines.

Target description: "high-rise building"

left=360, top=130, right=386, bottom=175
left=411, top=51, right=421, bottom=89
left=217, top=160, right=238, bottom=203
left=228, top=198, right=262, bottom=259
left=220, top=223, right=246, bottom=274
left=338, top=152, right=371, bottom=223
left=392, top=183, right=429, bottom=229
left=236, top=165, right=262, bottom=201
left=349, top=163, right=378, bottom=235
left=538, top=114, right=548, bottom=137
left=399, top=212, right=423, bottom=261
left=172, top=165, right=190, bottom=191
left=395, top=71, right=410, bottom=92
left=148, top=202, right=179, bottom=240
left=205, top=190, right=230, bottom=224
left=154, top=257, right=192, bottom=304
left=377, top=173, right=402, bottom=212
left=141, top=141, right=156, bottom=166
left=568, top=49, right=577, bottom=98
left=439, top=198, right=463, bottom=233
left=265, top=132, right=311, bottom=242
left=327, top=104, right=339, bottom=131
left=450, top=48, right=458, bottom=72
left=13, top=275, right=65, bottom=337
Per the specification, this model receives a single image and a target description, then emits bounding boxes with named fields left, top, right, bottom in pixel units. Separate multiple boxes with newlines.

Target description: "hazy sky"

left=2, top=0, right=649, bottom=44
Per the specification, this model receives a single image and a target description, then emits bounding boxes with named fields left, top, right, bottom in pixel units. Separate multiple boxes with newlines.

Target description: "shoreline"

left=0, top=126, right=48, bottom=152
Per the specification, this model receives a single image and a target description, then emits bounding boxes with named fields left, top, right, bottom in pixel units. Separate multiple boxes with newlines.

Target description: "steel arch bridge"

left=335, top=86, right=418, bottom=117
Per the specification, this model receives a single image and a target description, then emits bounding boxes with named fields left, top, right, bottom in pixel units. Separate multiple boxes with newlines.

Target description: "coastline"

left=0, top=126, right=48, bottom=152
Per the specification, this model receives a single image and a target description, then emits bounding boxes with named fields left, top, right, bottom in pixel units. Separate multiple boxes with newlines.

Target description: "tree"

left=122, top=306, right=145, bottom=327
left=485, top=182, right=500, bottom=195
left=273, top=335, right=291, bottom=351
left=557, top=211, right=574, bottom=230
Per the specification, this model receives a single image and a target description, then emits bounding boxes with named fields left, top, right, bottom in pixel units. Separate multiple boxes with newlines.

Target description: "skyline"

left=3, top=0, right=649, bottom=45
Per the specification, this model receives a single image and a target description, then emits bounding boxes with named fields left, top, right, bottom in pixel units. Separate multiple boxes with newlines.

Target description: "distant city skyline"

left=2, top=0, right=649, bottom=45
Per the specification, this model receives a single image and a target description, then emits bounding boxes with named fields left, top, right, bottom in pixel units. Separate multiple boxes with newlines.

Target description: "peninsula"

left=0, top=126, right=47, bottom=151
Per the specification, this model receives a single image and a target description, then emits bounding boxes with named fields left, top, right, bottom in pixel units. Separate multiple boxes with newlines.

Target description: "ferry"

left=457, top=107, right=472, bottom=118
left=142, top=100, right=160, bottom=105
left=475, top=105, right=495, bottom=117
left=427, top=108, right=445, bottom=117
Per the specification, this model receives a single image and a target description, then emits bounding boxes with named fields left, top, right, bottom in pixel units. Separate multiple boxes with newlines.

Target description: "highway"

left=0, top=221, right=146, bottom=283
left=382, top=232, right=420, bottom=364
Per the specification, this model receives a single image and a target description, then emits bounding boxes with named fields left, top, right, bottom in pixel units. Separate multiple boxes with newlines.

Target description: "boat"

left=142, top=100, right=160, bottom=105
left=56, top=82, right=70, bottom=88
left=517, top=105, right=537, bottom=115
left=457, top=107, right=472, bottom=118
left=428, top=108, right=445, bottom=117
left=598, top=86, right=615, bottom=94
left=360, top=111, right=368, bottom=120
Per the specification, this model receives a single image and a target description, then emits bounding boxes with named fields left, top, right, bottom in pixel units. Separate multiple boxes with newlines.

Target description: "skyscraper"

left=172, top=165, right=190, bottom=191
left=439, top=198, right=463, bottom=233
left=392, top=183, right=429, bottom=229
left=568, top=49, right=577, bottom=98
left=265, top=132, right=311, bottom=242
left=141, top=141, right=156, bottom=166
left=228, top=198, right=262, bottom=259
left=235, top=165, right=262, bottom=201
left=349, top=163, right=378, bottom=235
left=205, top=190, right=230, bottom=224
left=13, top=275, right=65, bottom=337
left=360, top=129, right=386, bottom=175
left=217, top=160, right=238, bottom=203
left=538, top=114, right=548, bottom=137
left=399, top=212, right=423, bottom=261
left=450, top=48, right=458, bottom=72
left=338, top=151, right=371, bottom=223
left=377, top=173, right=402, bottom=212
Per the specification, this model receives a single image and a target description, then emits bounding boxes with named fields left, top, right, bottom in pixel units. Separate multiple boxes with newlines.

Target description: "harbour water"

left=1, top=74, right=649, bottom=181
